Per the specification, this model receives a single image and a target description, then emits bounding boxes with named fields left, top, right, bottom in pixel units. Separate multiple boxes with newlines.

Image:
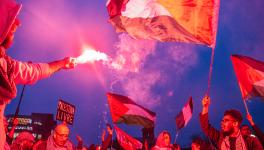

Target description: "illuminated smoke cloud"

left=108, top=34, right=157, bottom=73
left=110, top=34, right=198, bottom=108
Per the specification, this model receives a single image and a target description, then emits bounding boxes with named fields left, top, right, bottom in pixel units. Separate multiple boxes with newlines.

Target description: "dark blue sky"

left=5, top=0, right=264, bottom=147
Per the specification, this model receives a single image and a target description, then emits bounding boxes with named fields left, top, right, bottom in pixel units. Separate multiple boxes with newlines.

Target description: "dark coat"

left=252, top=124, right=264, bottom=148
left=199, top=113, right=263, bottom=150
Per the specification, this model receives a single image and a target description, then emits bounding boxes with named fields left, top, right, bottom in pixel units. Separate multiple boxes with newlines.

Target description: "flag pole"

left=174, top=130, right=179, bottom=144
left=206, top=48, right=215, bottom=96
left=242, top=99, right=249, bottom=114
left=14, top=84, right=26, bottom=119
left=14, top=61, right=32, bottom=121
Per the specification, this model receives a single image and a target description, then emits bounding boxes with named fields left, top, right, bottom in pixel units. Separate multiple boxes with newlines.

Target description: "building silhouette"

left=6, top=113, right=56, bottom=140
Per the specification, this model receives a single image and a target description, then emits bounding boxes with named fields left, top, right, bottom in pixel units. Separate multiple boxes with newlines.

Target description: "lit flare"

left=76, top=48, right=109, bottom=64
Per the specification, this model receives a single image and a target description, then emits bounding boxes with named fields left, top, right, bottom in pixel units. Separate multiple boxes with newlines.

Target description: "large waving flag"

left=106, top=0, right=220, bottom=47
left=107, top=93, right=156, bottom=128
left=0, top=0, right=22, bottom=44
left=114, top=125, right=143, bottom=150
left=231, top=55, right=264, bottom=100
left=175, top=97, right=193, bottom=130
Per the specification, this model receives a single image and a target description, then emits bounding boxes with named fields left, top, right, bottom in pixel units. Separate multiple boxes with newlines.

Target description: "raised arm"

left=13, top=57, right=76, bottom=84
left=247, top=113, right=264, bottom=147
left=48, top=57, right=76, bottom=74
left=201, top=95, right=210, bottom=115
left=199, top=95, right=221, bottom=144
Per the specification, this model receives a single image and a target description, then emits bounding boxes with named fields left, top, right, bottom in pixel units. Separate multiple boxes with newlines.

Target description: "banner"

left=56, top=99, right=75, bottom=125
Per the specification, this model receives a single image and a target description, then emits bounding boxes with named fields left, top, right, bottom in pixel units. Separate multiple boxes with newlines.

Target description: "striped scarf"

left=221, top=131, right=247, bottom=150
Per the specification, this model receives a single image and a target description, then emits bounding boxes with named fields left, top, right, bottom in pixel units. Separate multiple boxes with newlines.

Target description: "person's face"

left=221, top=115, right=237, bottom=135
left=163, top=133, right=171, bottom=147
left=2, top=22, right=18, bottom=49
left=191, top=143, right=200, bottom=150
left=53, top=126, right=69, bottom=147
left=241, top=126, right=251, bottom=136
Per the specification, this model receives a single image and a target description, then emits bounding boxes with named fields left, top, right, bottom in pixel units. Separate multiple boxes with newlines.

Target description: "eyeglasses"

left=55, top=131, right=69, bottom=138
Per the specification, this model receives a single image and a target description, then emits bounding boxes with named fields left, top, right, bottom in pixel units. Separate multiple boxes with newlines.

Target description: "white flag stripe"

left=182, top=102, right=192, bottom=126
left=120, top=0, right=172, bottom=18
left=124, top=104, right=156, bottom=122
left=254, top=79, right=264, bottom=96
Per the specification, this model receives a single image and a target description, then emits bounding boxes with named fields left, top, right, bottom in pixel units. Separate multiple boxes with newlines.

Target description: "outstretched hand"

left=202, top=95, right=211, bottom=108
left=106, top=124, right=113, bottom=135
left=76, top=135, right=83, bottom=142
left=246, top=113, right=255, bottom=126
left=101, top=130, right=106, bottom=142
left=201, top=95, right=210, bottom=114
left=48, top=57, right=77, bottom=74
left=63, top=57, right=76, bottom=69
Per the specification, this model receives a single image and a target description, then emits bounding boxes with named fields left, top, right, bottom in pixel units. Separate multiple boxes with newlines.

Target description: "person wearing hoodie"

left=151, top=131, right=173, bottom=150
left=0, top=1, right=76, bottom=149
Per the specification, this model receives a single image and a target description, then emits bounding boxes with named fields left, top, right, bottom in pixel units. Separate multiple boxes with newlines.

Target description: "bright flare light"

left=76, top=48, right=108, bottom=64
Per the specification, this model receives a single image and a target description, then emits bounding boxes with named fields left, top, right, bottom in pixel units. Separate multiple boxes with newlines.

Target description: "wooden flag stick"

left=242, top=99, right=249, bottom=114
left=206, top=48, right=216, bottom=96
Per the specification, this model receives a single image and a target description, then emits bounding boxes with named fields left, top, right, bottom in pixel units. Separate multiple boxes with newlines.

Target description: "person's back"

left=33, top=140, right=47, bottom=150
left=10, top=131, right=34, bottom=150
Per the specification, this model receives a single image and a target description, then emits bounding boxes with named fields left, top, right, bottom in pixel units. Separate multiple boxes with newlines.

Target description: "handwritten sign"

left=56, top=99, right=75, bottom=125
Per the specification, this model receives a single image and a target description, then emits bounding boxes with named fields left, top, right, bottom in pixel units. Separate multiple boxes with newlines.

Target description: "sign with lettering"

left=56, top=99, right=75, bottom=125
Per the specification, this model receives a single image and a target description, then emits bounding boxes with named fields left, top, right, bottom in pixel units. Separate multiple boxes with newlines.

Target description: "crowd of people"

left=1, top=1, right=264, bottom=150
left=1, top=95, right=263, bottom=150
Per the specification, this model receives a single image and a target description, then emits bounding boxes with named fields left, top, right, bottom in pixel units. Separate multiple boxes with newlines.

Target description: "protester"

left=4, top=117, right=19, bottom=145
left=100, top=123, right=113, bottom=150
left=33, top=123, right=74, bottom=150
left=76, top=134, right=85, bottom=150
left=3, top=116, right=19, bottom=150
left=241, top=125, right=253, bottom=137
left=246, top=113, right=264, bottom=147
left=0, top=2, right=76, bottom=149
left=199, top=95, right=263, bottom=150
left=142, top=127, right=155, bottom=150
left=151, top=130, right=173, bottom=150
left=3, top=117, right=11, bottom=150
left=191, top=138, right=202, bottom=150
left=191, top=136, right=214, bottom=150
left=75, top=134, right=90, bottom=150
left=10, top=131, right=35, bottom=150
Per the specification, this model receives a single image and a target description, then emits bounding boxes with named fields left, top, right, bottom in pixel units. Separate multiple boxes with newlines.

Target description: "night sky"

left=5, top=0, right=264, bottom=147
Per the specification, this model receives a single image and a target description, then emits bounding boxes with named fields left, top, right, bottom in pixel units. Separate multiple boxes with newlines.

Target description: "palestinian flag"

left=175, top=97, right=193, bottom=130
left=106, top=0, right=220, bottom=48
left=114, top=125, right=143, bottom=150
left=0, top=0, right=22, bottom=44
left=107, top=93, right=156, bottom=128
left=231, top=55, right=264, bottom=100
